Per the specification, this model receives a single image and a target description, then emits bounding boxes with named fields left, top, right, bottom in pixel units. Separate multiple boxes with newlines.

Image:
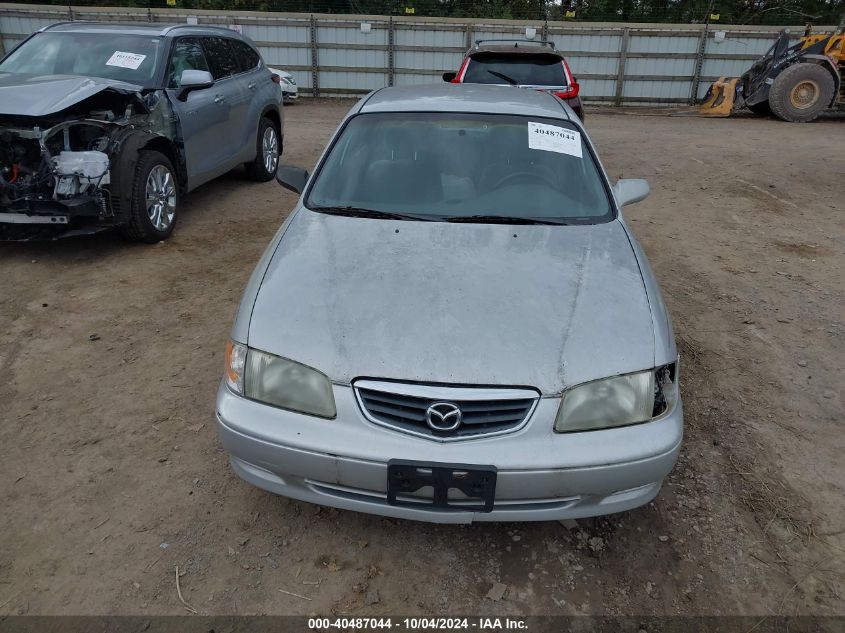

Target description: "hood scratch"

left=556, top=231, right=592, bottom=392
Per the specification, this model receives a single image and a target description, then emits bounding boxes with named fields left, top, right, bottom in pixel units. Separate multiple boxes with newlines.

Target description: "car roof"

left=41, top=21, right=245, bottom=38
left=470, top=43, right=563, bottom=57
left=358, top=84, right=571, bottom=120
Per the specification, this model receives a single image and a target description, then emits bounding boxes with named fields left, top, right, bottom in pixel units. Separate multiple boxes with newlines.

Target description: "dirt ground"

left=1, top=101, right=843, bottom=620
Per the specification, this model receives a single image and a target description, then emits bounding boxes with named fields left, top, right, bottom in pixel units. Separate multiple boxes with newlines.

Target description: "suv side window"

left=167, top=37, right=210, bottom=88
left=230, top=39, right=261, bottom=72
left=201, top=37, right=240, bottom=80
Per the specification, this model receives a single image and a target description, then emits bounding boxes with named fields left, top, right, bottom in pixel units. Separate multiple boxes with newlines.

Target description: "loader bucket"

left=698, top=77, right=740, bottom=116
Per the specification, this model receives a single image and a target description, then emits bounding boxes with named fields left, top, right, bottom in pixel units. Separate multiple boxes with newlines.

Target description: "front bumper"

left=215, top=383, right=683, bottom=524
left=0, top=200, right=110, bottom=240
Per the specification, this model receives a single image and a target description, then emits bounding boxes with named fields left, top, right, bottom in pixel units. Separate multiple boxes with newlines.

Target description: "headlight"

left=225, top=340, right=247, bottom=393
left=554, top=363, right=678, bottom=433
left=241, top=347, right=336, bottom=418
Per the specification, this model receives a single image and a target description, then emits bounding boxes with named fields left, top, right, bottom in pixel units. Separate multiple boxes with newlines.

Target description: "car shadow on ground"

left=223, top=480, right=684, bottom=611
left=0, top=167, right=265, bottom=259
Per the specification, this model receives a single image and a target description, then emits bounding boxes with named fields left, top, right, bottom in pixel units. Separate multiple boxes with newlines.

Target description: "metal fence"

left=0, top=3, right=826, bottom=105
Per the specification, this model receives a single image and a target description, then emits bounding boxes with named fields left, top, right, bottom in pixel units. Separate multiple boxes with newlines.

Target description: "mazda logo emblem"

left=425, top=402, right=462, bottom=431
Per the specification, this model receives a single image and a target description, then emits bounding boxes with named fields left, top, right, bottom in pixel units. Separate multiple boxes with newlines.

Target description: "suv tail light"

left=553, top=83, right=580, bottom=99
left=451, top=58, right=470, bottom=83
left=271, top=73, right=281, bottom=84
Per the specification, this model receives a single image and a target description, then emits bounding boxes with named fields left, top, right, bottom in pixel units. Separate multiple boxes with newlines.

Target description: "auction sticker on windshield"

left=528, top=122, right=582, bottom=158
left=105, top=51, right=146, bottom=70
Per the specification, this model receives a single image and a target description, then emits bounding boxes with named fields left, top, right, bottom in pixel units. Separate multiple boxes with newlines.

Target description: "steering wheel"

left=491, top=170, right=557, bottom=191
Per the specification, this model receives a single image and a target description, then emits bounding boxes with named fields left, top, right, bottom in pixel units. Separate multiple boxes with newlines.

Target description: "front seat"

left=359, top=127, right=443, bottom=205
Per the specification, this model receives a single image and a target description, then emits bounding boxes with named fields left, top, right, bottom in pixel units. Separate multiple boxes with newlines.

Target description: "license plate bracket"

left=387, top=460, right=497, bottom=512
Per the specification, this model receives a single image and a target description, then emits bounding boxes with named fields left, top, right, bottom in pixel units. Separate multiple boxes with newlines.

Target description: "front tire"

left=121, top=150, right=178, bottom=243
left=245, top=117, right=281, bottom=181
left=769, top=63, right=835, bottom=122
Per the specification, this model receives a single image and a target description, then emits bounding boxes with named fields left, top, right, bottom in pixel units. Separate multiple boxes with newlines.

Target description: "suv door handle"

left=214, top=95, right=225, bottom=103
left=248, top=82, right=256, bottom=90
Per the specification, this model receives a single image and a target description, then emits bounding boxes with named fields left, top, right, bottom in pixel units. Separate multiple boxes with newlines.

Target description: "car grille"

left=354, top=380, right=539, bottom=441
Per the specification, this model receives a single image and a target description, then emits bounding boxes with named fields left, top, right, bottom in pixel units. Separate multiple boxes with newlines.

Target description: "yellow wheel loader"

left=700, top=19, right=844, bottom=122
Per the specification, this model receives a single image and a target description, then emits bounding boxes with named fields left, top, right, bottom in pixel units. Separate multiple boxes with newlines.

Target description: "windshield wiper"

left=486, top=70, right=519, bottom=85
left=309, top=205, right=436, bottom=221
left=446, top=215, right=568, bottom=225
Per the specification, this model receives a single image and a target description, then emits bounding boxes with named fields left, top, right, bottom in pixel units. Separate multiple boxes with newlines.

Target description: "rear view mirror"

left=177, top=69, right=214, bottom=101
left=613, top=179, right=650, bottom=207
left=442, top=71, right=457, bottom=82
left=276, top=164, right=309, bottom=194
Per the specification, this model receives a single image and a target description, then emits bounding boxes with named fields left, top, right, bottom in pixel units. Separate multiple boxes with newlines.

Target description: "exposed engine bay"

left=0, top=85, right=178, bottom=240
left=1, top=119, right=114, bottom=222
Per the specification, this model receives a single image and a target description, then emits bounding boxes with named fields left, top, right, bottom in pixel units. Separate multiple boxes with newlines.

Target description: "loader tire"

left=769, top=63, right=835, bottom=122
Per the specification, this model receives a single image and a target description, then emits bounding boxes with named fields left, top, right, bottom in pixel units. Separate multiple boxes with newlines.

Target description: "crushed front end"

left=0, top=86, right=173, bottom=240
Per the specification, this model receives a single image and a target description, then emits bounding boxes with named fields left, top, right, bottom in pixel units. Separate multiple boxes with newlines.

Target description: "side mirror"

left=276, top=164, right=309, bottom=194
left=613, top=178, right=650, bottom=207
left=177, top=69, right=214, bottom=101
left=442, top=71, right=457, bottom=82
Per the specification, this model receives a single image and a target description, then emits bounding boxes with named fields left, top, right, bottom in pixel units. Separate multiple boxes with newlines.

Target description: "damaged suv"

left=0, top=22, right=282, bottom=242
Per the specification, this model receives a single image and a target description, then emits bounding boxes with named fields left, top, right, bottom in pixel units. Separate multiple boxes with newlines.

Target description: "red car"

left=443, top=39, right=584, bottom=120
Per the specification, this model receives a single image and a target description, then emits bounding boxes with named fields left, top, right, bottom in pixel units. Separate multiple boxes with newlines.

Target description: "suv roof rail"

left=473, top=38, right=556, bottom=50
left=162, top=23, right=204, bottom=35
left=39, top=21, right=70, bottom=32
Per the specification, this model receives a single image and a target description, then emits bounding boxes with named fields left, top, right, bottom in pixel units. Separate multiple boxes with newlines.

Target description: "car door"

left=165, top=36, right=226, bottom=190
left=201, top=36, right=252, bottom=168
left=229, top=38, right=265, bottom=162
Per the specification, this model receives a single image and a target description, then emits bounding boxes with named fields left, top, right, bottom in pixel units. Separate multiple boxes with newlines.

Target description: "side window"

left=230, top=39, right=261, bottom=73
left=168, top=37, right=210, bottom=88
left=201, top=37, right=240, bottom=80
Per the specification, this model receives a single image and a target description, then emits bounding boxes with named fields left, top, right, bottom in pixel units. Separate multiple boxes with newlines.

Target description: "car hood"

left=248, top=209, right=655, bottom=395
left=0, top=73, right=144, bottom=117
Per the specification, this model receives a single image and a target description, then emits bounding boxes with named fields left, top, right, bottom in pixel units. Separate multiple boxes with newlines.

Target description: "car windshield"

left=0, top=32, right=163, bottom=86
left=306, top=112, right=611, bottom=224
left=464, top=53, right=568, bottom=86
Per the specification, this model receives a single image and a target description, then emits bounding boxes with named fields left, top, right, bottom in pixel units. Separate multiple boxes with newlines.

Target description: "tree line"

left=29, top=0, right=845, bottom=25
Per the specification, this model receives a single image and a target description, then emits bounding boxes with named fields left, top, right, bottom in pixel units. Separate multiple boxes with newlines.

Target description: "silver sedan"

left=216, top=84, right=682, bottom=523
